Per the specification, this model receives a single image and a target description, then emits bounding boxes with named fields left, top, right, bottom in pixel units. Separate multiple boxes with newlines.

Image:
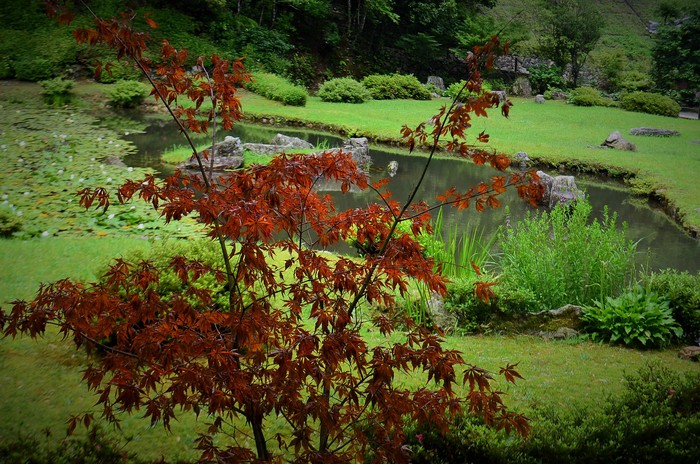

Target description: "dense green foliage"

left=620, top=90, right=681, bottom=117
left=444, top=80, right=492, bottom=102
left=246, top=72, right=308, bottom=106
left=582, top=286, right=683, bottom=348
left=527, top=64, right=565, bottom=94
left=103, top=239, right=228, bottom=309
left=536, top=0, right=603, bottom=87
left=404, top=362, right=700, bottom=464
left=104, top=80, right=148, bottom=108
left=652, top=8, right=700, bottom=105
left=643, top=269, right=700, bottom=344
left=361, top=74, right=432, bottom=100
left=39, top=77, right=74, bottom=107
left=566, top=86, right=615, bottom=107
left=317, top=77, right=371, bottom=103
left=498, top=200, right=636, bottom=311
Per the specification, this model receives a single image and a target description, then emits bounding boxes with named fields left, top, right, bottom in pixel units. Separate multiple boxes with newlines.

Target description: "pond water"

left=123, top=120, right=700, bottom=273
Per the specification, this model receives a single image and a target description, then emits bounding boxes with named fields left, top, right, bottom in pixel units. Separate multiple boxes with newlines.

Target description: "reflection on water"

left=123, top=119, right=700, bottom=273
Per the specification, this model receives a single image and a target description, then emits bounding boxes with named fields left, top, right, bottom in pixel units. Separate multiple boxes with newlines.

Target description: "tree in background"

left=1, top=1, right=541, bottom=462
left=535, top=0, right=602, bottom=87
left=652, top=5, right=700, bottom=106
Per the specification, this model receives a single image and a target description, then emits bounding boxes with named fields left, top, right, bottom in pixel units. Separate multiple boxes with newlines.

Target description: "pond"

left=123, top=119, right=700, bottom=273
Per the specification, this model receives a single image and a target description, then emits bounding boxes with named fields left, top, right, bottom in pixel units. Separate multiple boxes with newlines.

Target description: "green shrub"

left=103, top=239, right=228, bottom=310
left=567, top=87, right=615, bottom=107
left=104, top=80, right=149, bottom=108
left=246, top=72, right=308, bottom=106
left=581, top=285, right=682, bottom=348
left=444, top=79, right=492, bottom=102
left=620, top=91, right=680, bottom=117
left=618, top=70, right=653, bottom=93
left=643, top=269, right=700, bottom=344
left=39, top=77, right=74, bottom=107
left=402, top=362, right=700, bottom=464
left=361, top=74, right=431, bottom=100
left=317, top=77, right=371, bottom=103
left=528, top=64, right=565, bottom=94
left=92, top=59, right=142, bottom=84
left=498, top=200, right=636, bottom=311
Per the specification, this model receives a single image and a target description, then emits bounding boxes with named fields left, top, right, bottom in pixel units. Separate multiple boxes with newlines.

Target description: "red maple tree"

left=2, top=2, right=542, bottom=462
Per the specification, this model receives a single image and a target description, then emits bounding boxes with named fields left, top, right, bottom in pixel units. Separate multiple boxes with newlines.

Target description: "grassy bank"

left=1, top=237, right=699, bottom=461
left=239, top=90, right=700, bottom=235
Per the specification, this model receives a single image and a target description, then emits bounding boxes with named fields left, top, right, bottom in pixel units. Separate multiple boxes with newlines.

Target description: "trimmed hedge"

left=246, top=72, right=308, bottom=106
left=361, top=74, right=431, bottom=100
left=567, top=87, right=616, bottom=107
left=105, top=80, right=149, bottom=108
left=620, top=91, right=680, bottom=117
left=317, top=77, right=371, bottom=103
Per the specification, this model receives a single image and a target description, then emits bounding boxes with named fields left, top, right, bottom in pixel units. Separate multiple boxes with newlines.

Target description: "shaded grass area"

left=239, top=91, right=700, bottom=233
left=1, top=238, right=699, bottom=461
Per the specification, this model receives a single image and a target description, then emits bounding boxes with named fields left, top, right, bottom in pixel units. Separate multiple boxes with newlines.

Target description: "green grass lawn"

left=2, top=82, right=700, bottom=461
left=239, top=91, right=700, bottom=233
left=1, top=237, right=699, bottom=461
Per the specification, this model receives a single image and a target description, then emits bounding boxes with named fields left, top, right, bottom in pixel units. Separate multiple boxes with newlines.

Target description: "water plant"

left=497, top=199, right=636, bottom=311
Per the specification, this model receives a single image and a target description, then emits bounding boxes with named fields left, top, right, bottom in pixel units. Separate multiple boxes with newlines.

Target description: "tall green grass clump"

left=497, top=200, right=636, bottom=311
left=246, top=72, right=308, bottom=106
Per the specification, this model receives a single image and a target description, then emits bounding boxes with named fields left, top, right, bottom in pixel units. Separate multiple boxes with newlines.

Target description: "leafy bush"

left=103, top=239, right=228, bottom=309
left=92, top=59, right=142, bottom=83
left=618, top=70, right=653, bottom=93
left=567, top=87, right=615, bottom=107
left=528, top=64, right=565, bottom=94
left=443, top=276, right=493, bottom=332
left=444, top=79, right=492, bottom=102
left=39, top=77, right=74, bottom=107
left=317, top=77, right=371, bottom=103
left=498, top=200, right=636, bottom=311
left=620, top=91, right=680, bottom=117
left=246, top=72, right=308, bottom=106
left=643, top=269, right=700, bottom=344
left=361, top=74, right=431, bottom=100
left=582, top=285, right=682, bottom=348
left=104, top=80, right=149, bottom=108
left=403, top=362, right=700, bottom=464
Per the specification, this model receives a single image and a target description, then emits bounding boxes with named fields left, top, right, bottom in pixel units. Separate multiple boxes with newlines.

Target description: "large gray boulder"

left=537, top=171, right=583, bottom=207
left=511, top=76, right=532, bottom=97
left=602, top=131, right=636, bottom=151
left=179, top=136, right=244, bottom=171
left=534, top=94, right=545, bottom=104
left=326, top=137, right=371, bottom=172
left=426, top=76, right=445, bottom=92
left=271, top=133, right=314, bottom=149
